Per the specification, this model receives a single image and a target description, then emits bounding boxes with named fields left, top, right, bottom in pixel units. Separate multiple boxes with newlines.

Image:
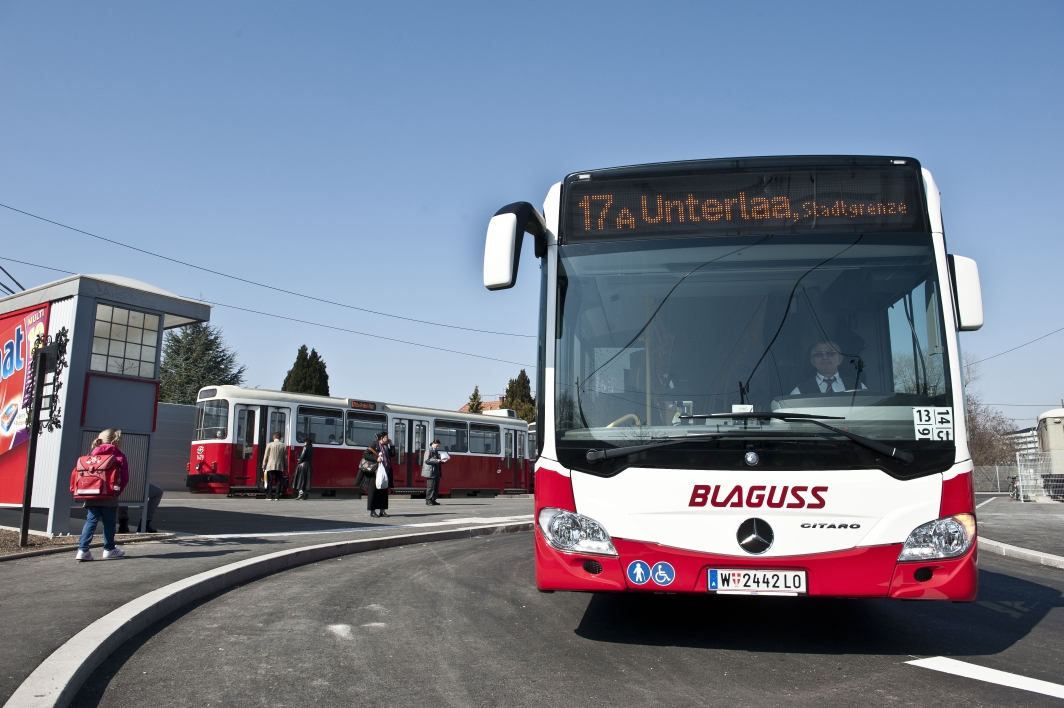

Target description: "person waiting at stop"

left=118, top=483, right=163, bottom=534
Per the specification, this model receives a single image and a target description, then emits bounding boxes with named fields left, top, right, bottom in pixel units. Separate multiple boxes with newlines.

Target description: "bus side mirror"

left=949, top=255, right=983, bottom=331
left=484, top=202, right=547, bottom=291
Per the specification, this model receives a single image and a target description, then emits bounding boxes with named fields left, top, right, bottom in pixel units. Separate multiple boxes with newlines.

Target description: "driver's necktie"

left=822, top=376, right=837, bottom=393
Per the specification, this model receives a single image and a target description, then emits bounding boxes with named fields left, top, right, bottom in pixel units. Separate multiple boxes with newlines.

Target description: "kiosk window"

left=90, top=304, right=161, bottom=379
left=434, top=420, right=468, bottom=453
left=470, top=424, right=500, bottom=454
left=297, top=406, right=344, bottom=444
left=346, top=412, right=388, bottom=447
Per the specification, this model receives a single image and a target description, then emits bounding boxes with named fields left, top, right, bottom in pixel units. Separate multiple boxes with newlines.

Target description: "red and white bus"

left=186, top=386, right=532, bottom=498
left=484, top=156, right=984, bottom=600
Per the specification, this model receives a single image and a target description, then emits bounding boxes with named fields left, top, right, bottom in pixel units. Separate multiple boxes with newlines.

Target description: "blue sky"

left=1, top=1, right=1061, bottom=424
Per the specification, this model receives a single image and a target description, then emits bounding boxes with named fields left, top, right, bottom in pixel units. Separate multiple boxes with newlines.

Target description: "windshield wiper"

left=683, top=412, right=914, bottom=464
left=586, top=433, right=728, bottom=462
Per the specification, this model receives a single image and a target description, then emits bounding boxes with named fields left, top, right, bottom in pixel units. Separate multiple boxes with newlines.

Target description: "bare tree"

left=963, top=353, right=1017, bottom=465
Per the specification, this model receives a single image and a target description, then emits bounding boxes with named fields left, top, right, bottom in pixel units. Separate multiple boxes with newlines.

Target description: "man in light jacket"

left=262, top=432, right=288, bottom=501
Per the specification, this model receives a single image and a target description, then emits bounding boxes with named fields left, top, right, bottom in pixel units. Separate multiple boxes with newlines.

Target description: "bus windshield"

left=554, top=233, right=955, bottom=477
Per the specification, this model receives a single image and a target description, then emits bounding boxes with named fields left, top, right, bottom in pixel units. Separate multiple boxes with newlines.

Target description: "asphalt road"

left=74, top=533, right=1064, bottom=707
left=975, top=494, right=1064, bottom=557
left=0, top=498, right=531, bottom=705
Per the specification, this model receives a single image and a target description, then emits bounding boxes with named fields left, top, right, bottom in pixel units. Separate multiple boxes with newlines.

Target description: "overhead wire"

left=0, top=262, right=24, bottom=291
left=0, top=257, right=534, bottom=368
left=0, top=202, right=535, bottom=338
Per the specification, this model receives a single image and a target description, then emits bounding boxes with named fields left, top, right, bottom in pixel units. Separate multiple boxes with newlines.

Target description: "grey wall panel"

left=82, top=375, right=157, bottom=434
left=31, top=297, right=76, bottom=508
left=80, top=430, right=150, bottom=504
left=150, top=403, right=197, bottom=491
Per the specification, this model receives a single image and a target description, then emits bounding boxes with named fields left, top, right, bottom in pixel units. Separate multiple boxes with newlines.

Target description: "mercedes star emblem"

left=737, top=518, right=774, bottom=554
left=744, top=451, right=759, bottom=466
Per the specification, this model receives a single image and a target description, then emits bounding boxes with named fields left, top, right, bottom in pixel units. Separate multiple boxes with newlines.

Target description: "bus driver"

left=790, top=340, right=867, bottom=395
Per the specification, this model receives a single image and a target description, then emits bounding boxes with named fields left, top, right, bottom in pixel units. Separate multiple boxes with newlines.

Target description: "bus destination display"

left=565, top=168, right=927, bottom=240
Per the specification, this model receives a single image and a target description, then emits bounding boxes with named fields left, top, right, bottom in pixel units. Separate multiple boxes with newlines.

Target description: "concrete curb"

left=5, top=521, right=533, bottom=708
left=980, top=536, right=1064, bottom=570
left=0, top=535, right=177, bottom=563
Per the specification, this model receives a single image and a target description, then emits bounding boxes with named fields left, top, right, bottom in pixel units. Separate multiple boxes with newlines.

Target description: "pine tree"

left=159, top=323, right=246, bottom=405
left=502, top=369, right=536, bottom=423
left=282, top=345, right=330, bottom=396
left=467, top=385, right=483, bottom=413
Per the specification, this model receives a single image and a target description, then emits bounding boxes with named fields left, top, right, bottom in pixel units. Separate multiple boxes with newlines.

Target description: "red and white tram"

left=186, top=386, right=532, bottom=497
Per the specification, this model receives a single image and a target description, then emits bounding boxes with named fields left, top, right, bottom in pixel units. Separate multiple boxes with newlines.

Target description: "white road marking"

left=185, top=514, right=533, bottom=540
left=360, top=622, right=387, bottom=628
left=326, top=624, right=353, bottom=640
left=976, top=497, right=996, bottom=509
left=907, top=656, right=1064, bottom=699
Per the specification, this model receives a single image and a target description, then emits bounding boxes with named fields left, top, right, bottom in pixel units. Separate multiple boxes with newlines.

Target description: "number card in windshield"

left=566, top=166, right=927, bottom=240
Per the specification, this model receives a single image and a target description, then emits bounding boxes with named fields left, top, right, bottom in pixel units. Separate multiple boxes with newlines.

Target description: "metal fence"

left=974, top=466, right=1017, bottom=493
left=1012, top=452, right=1064, bottom=502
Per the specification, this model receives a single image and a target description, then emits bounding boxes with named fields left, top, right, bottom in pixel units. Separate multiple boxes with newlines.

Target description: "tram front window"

left=554, top=234, right=954, bottom=476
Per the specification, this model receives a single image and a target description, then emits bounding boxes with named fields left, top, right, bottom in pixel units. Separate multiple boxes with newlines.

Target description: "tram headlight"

left=898, top=513, right=976, bottom=561
left=537, top=508, right=617, bottom=557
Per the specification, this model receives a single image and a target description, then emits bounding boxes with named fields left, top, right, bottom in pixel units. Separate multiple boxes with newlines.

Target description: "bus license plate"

left=708, top=569, right=807, bottom=595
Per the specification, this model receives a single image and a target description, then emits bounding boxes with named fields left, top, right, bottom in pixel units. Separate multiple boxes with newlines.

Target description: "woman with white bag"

left=362, top=431, right=393, bottom=518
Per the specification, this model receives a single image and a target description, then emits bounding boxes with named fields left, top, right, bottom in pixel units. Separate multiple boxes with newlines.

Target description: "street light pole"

left=18, top=348, right=48, bottom=548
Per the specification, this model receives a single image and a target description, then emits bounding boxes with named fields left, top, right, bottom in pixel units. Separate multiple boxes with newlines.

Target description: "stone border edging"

left=5, top=521, right=532, bottom=708
left=0, top=534, right=177, bottom=563
left=980, top=536, right=1064, bottom=570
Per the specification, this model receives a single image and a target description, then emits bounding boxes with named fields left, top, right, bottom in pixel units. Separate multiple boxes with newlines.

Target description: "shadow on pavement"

left=575, top=567, right=1064, bottom=656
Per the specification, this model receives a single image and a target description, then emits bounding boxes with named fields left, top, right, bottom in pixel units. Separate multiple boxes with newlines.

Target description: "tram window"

left=346, top=412, right=387, bottom=447
left=297, top=406, right=344, bottom=444
left=394, top=420, right=407, bottom=464
left=434, top=420, right=468, bottom=453
left=269, top=411, right=287, bottom=441
left=470, top=423, right=501, bottom=455
left=414, top=423, right=427, bottom=462
left=195, top=400, right=229, bottom=440
left=504, top=430, right=514, bottom=468
left=236, top=408, right=256, bottom=460
left=518, top=432, right=526, bottom=460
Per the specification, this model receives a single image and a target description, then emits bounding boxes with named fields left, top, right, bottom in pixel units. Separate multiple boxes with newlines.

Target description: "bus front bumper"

left=534, top=532, right=978, bottom=601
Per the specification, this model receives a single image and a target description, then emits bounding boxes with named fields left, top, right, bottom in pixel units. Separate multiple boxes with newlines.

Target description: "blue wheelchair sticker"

left=626, top=560, right=651, bottom=585
left=651, top=561, right=676, bottom=586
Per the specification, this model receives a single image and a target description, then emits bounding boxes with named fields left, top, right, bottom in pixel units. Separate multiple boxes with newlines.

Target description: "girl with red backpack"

left=72, top=428, right=130, bottom=561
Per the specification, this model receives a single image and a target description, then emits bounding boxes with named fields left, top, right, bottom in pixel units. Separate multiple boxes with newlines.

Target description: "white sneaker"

left=102, top=547, right=125, bottom=559
left=76, top=549, right=93, bottom=562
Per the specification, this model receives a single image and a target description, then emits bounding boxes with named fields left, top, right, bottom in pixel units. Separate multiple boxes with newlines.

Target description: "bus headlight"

left=898, top=514, right=976, bottom=561
left=537, top=508, right=617, bottom=556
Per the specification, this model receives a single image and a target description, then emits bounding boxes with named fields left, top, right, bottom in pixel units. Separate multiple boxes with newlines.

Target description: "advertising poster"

left=0, top=304, right=50, bottom=504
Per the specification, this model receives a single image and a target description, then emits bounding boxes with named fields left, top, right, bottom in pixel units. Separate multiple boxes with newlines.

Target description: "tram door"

left=504, top=430, right=515, bottom=487
left=393, top=418, right=429, bottom=487
left=232, top=405, right=259, bottom=487
left=267, top=407, right=289, bottom=468
left=517, top=431, right=526, bottom=489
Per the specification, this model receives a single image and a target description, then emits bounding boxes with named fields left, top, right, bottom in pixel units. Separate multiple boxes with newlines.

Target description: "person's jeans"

left=79, top=506, right=117, bottom=552
left=426, top=476, right=439, bottom=503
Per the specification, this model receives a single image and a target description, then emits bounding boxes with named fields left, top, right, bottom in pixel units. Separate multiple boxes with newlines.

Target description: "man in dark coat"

left=423, top=439, right=444, bottom=506
left=790, top=340, right=867, bottom=395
